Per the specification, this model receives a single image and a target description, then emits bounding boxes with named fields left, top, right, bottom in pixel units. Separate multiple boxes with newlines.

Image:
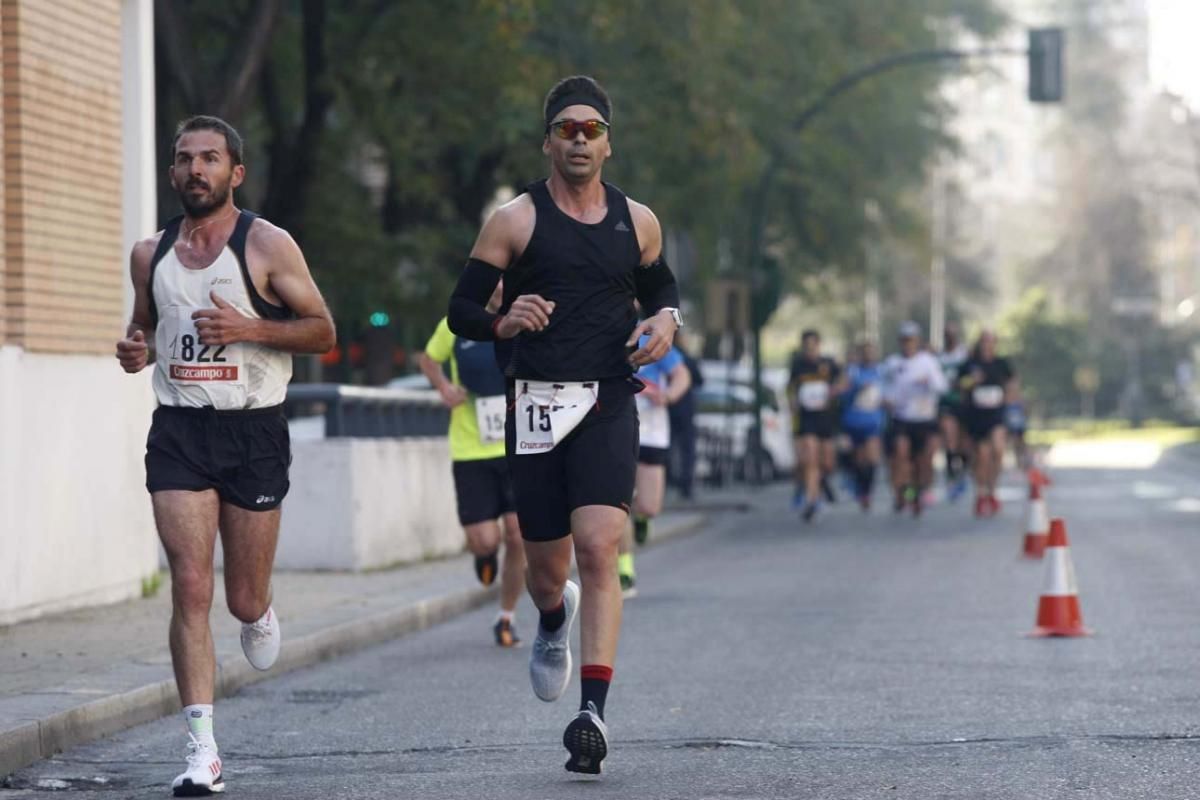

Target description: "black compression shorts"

left=506, top=378, right=638, bottom=542
left=145, top=404, right=291, bottom=511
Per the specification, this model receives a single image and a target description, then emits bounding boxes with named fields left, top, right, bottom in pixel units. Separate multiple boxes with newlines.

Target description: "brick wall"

left=2, top=0, right=123, bottom=354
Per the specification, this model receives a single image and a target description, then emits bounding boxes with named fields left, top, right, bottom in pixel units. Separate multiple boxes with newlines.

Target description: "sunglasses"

left=547, top=119, right=610, bottom=140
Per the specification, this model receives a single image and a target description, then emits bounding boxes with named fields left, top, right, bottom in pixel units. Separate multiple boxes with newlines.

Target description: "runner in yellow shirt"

left=418, top=283, right=526, bottom=646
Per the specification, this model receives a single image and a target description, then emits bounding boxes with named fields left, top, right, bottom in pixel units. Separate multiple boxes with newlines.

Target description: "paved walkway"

left=0, top=510, right=708, bottom=776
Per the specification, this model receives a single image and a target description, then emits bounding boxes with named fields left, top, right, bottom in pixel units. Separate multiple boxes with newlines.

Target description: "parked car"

left=693, top=373, right=794, bottom=482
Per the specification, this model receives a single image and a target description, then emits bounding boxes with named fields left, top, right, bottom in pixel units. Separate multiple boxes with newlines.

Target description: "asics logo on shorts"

left=256, top=495, right=276, bottom=505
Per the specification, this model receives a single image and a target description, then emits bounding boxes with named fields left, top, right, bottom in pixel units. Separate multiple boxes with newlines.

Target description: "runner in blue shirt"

left=840, top=341, right=887, bottom=510
left=619, top=333, right=689, bottom=596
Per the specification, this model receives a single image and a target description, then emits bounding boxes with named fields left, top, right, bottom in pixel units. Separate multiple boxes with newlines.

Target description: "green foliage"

left=155, top=0, right=1004, bottom=374
left=998, top=288, right=1088, bottom=415
left=1000, top=287, right=1190, bottom=419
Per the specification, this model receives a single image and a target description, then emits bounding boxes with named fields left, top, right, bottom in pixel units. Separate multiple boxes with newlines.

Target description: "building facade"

left=0, top=0, right=158, bottom=624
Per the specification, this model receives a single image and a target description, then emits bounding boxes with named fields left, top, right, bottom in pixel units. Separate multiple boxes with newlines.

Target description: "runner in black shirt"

left=959, top=330, right=1017, bottom=517
left=447, top=76, right=682, bottom=775
left=787, top=329, right=843, bottom=522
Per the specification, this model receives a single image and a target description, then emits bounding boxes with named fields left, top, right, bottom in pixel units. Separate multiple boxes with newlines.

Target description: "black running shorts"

left=965, top=410, right=1006, bottom=442
left=892, top=419, right=939, bottom=454
left=452, top=457, right=516, bottom=526
left=638, top=445, right=670, bottom=467
left=795, top=412, right=837, bottom=440
left=145, top=404, right=291, bottom=511
left=506, top=379, right=638, bottom=542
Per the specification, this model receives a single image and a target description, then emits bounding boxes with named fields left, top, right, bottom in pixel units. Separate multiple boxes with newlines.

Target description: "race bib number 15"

left=474, top=395, right=506, bottom=444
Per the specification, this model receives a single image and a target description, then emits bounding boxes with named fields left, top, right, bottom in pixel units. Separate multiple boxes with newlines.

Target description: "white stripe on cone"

left=1041, top=546, right=1078, bottom=596
left=1027, top=497, right=1048, bottom=535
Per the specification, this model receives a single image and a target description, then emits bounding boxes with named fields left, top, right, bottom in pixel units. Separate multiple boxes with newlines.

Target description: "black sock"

left=580, top=665, right=613, bottom=719
left=474, top=551, right=499, bottom=586
left=863, top=464, right=876, bottom=495
left=950, top=452, right=965, bottom=478
left=539, top=599, right=566, bottom=633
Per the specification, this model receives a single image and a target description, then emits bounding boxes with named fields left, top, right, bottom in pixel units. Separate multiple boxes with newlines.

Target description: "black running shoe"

left=474, top=551, right=499, bottom=586
left=633, top=516, right=650, bottom=546
left=619, top=572, right=638, bottom=599
left=564, top=702, right=609, bottom=775
left=493, top=617, right=520, bottom=648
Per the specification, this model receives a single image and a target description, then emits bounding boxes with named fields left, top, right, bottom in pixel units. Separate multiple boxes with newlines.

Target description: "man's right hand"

left=494, top=294, right=555, bottom=339
left=438, top=383, right=468, bottom=409
left=116, top=329, right=149, bottom=373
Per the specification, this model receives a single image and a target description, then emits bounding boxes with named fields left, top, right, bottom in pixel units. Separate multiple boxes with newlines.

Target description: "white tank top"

left=149, top=212, right=293, bottom=409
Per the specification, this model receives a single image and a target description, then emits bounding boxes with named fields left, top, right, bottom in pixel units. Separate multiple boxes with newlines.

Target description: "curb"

left=1, top=511, right=711, bottom=779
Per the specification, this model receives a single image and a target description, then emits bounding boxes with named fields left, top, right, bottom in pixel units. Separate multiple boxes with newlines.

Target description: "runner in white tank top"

left=115, top=116, right=334, bottom=798
left=150, top=210, right=294, bottom=409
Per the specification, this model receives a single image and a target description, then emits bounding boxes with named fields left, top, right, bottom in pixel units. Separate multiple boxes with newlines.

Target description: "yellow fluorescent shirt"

left=424, top=318, right=506, bottom=462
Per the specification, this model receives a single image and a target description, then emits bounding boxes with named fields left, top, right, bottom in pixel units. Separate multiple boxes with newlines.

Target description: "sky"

left=1147, top=0, right=1200, bottom=108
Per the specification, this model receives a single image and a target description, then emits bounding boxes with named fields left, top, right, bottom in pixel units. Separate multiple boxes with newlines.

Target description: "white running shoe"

left=172, top=736, right=225, bottom=796
left=530, top=580, right=580, bottom=702
left=240, top=606, right=281, bottom=671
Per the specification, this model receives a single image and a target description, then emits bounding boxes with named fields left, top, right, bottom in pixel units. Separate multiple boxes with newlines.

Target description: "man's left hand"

left=193, top=291, right=255, bottom=346
left=626, top=309, right=678, bottom=368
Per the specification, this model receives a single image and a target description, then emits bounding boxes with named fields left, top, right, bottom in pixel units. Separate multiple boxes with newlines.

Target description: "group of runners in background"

left=788, top=320, right=1025, bottom=523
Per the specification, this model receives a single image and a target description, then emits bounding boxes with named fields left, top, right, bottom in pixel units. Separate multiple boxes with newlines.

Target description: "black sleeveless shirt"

left=495, top=180, right=642, bottom=381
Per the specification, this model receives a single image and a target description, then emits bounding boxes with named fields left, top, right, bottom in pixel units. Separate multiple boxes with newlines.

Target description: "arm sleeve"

left=634, top=257, right=680, bottom=316
left=447, top=258, right=504, bottom=341
left=424, top=318, right=454, bottom=363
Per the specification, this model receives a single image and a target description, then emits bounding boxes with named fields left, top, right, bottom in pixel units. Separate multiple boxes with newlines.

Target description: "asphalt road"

left=5, top=442, right=1200, bottom=799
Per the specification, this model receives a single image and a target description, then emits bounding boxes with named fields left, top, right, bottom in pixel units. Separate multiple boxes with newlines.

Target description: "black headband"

left=545, top=92, right=610, bottom=128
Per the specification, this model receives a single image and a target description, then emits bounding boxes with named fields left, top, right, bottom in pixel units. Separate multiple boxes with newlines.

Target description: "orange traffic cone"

left=1021, top=481, right=1050, bottom=559
left=1029, top=518, right=1091, bottom=637
left=1027, top=458, right=1052, bottom=490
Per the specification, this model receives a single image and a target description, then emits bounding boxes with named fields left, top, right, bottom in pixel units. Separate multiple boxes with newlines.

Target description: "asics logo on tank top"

left=147, top=210, right=295, bottom=410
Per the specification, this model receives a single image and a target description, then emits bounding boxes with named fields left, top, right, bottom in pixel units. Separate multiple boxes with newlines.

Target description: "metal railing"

left=285, top=383, right=448, bottom=438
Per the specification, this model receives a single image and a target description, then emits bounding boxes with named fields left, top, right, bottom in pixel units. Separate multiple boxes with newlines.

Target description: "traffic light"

left=369, top=311, right=391, bottom=327
left=1028, top=27, right=1064, bottom=103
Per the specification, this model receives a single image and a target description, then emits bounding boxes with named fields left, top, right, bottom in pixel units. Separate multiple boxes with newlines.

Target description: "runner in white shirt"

left=883, top=322, right=948, bottom=516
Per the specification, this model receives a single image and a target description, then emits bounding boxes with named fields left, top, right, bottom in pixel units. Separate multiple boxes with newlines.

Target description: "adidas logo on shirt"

left=614, top=220, right=630, bottom=232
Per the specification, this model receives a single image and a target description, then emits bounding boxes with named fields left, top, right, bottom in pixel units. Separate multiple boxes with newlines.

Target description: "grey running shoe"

left=564, top=701, right=609, bottom=774
left=530, top=580, right=580, bottom=702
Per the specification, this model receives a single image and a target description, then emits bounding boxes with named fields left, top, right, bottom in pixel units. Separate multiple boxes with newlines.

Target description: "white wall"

left=270, top=438, right=464, bottom=571
left=121, top=0, right=156, bottom=321
left=0, top=348, right=160, bottom=625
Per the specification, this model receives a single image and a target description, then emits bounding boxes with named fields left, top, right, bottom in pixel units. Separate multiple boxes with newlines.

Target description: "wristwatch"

left=662, top=307, right=684, bottom=328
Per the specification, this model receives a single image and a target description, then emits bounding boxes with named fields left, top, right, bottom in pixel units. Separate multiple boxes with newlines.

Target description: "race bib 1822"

left=165, top=306, right=242, bottom=383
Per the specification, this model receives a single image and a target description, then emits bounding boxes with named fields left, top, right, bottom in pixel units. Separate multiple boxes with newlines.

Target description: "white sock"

left=497, top=609, right=515, bottom=623
left=182, top=704, right=217, bottom=751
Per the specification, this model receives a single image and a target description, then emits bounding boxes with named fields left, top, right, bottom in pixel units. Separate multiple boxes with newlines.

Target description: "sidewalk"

left=0, top=511, right=707, bottom=778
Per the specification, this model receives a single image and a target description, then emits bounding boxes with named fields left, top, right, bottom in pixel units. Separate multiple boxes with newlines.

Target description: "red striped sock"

left=580, top=664, right=613, bottom=719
